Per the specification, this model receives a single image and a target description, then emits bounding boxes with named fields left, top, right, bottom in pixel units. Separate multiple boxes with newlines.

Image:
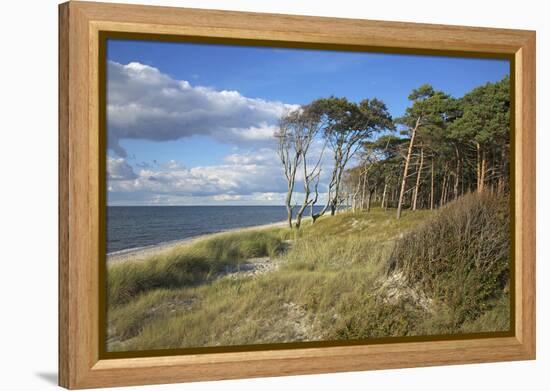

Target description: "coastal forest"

left=106, top=77, right=511, bottom=352
left=276, top=76, right=510, bottom=226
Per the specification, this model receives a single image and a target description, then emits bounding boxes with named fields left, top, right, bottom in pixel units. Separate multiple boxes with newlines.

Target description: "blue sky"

left=106, top=39, right=509, bottom=206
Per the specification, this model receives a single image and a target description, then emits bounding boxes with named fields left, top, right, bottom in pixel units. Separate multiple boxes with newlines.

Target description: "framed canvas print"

left=58, top=1, right=536, bottom=389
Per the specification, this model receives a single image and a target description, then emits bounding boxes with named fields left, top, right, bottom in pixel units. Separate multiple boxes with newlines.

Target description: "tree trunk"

left=430, top=157, right=435, bottom=210
left=480, top=150, right=487, bottom=192
left=498, top=147, right=507, bottom=194
left=315, top=149, right=341, bottom=221
left=309, top=178, right=320, bottom=224
left=381, top=180, right=388, bottom=210
left=295, top=169, right=309, bottom=229
left=366, top=189, right=375, bottom=212
left=412, top=146, right=424, bottom=211
left=461, top=157, right=465, bottom=196
left=361, top=170, right=367, bottom=209
left=476, top=142, right=488, bottom=193
left=330, top=162, right=345, bottom=216
left=397, top=117, right=420, bottom=219
left=440, top=164, right=448, bottom=207
left=329, top=146, right=354, bottom=216
left=285, top=187, right=294, bottom=229
left=284, top=162, right=298, bottom=229
left=454, top=145, right=460, bottom=200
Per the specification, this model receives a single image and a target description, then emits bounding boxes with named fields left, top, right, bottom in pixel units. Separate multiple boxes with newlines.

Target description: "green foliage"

left=397, top=84, right=459, bottom=134
left=309, top=95, right=394, bottom=153
left=461, top=293, right=510, bottom=333
left=331, top=293, right=425, bottom=339
left=449, top=76, right=510, bottom=146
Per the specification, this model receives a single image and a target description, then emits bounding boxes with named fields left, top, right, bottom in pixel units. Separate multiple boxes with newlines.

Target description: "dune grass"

left=107, top=229, right=287, bottom=306
left=106, top=195, right=510, bottom=352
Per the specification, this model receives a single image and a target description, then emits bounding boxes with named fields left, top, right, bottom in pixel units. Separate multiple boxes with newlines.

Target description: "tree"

left=395, top=85, right=458, bottom=218
left=276, top=105, right=326, bottom=229
left=275, top=110, right=302, bottom=228
left=312, top=97, right=393, bottom=220
left=294, top=104, right=326, bottom=228
left=277, top=75, right=510, bottom=223
left=448, top=76, right=510, bottom=194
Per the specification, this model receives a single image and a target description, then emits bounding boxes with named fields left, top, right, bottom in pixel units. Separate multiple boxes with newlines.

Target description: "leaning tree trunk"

left=412, top=146, right=424, bottom=211
left=315, top=149, right=341, bottom=221
left=440, top=163, right=449, bottom=207
left=396, top=117, right=420, bottom=219
left=454, top=145, right=460, bottom=200
left=285, top=186, right=294, bottom=228
left=295, top=165, right=309, bottom=229
left=330, top=163, right=345, bottom=216
left=479, top=150, right=487, bottom=193
left=285, top=153, right=299, bottom=229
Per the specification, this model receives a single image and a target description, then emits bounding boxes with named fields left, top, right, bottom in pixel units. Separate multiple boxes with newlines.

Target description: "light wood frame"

left=59, top=1, right=536, bottom=389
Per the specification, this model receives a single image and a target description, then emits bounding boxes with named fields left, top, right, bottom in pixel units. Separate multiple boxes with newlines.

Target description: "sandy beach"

left=107, top=220, right=287, bottom=264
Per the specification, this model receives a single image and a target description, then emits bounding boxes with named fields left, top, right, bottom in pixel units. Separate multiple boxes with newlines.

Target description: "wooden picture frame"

left=59, top=1, right=536, bottom=389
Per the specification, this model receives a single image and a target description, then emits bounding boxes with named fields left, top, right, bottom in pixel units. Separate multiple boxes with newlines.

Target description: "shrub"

left=331, top=294, right=425, bottom=339
left=387, top=192, right=510, bottom=327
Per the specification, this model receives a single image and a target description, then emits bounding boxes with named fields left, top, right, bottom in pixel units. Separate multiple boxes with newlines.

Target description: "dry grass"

left=107, top=229, right=287, bottom=305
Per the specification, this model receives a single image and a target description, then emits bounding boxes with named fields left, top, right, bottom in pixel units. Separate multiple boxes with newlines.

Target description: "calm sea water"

left=107, top=205, right=323, bottom=254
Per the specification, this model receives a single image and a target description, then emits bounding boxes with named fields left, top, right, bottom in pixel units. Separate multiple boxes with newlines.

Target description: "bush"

left=387, top=192, right=510, bottom=327
left=330, top=292, right=425, bottom=339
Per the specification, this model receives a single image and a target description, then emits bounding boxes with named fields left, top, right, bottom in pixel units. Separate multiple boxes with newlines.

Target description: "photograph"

left=104, top=39, right=512, bottom=353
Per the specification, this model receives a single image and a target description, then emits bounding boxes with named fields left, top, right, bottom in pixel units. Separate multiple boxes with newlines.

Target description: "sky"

left=106, top=39, right=510, bottom=206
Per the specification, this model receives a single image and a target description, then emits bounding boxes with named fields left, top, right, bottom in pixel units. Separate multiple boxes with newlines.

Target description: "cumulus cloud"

left=106, top=142, right=336, bottom=205
left=107, top=61, right=298, bottom=156
left=107, top=152, right=287, bottom=200
left=107, top=157, right=138, bottom=180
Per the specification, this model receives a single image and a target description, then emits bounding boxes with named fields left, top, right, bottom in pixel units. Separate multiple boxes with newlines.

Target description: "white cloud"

left=213, top=194, right=244, bottom=202
left=223, top=148, right=278, bottom=165
left=107, top=151, right=287, bottom=200
left=107, top=157, right=138, bottom=180
left=106, top=143, right=336, bottom=205
left=107, top=61, right=298, bottom=156
left=163, top=160, right=184, bottom=170
left=104, top=62, right=338, bottom=206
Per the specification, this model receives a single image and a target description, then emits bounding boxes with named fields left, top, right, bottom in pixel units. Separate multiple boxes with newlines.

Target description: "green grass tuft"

left=107, top=229, right=286, bottom=306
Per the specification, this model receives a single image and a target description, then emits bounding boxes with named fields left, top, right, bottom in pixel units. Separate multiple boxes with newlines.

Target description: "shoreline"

left=107, top=220, right=287, bottom=264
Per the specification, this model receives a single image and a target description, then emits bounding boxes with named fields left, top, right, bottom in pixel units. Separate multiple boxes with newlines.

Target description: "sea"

left=107, top=205, right=324, bottom=254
